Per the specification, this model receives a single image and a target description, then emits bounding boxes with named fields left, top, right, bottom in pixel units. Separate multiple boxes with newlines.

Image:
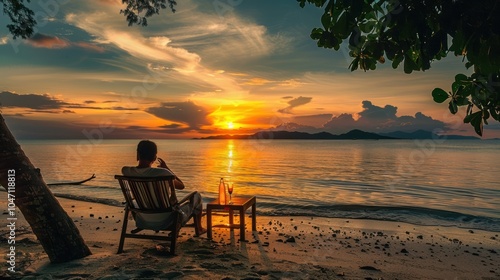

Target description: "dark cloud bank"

left=2, top=91, right=449, bottom=139
left=0, top=91, right=68, bottom=110
left=274, top=100, right=446, bottom=134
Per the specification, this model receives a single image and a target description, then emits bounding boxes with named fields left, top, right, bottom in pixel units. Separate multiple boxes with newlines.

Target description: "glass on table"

left=226, top=182, right=234, bottom=204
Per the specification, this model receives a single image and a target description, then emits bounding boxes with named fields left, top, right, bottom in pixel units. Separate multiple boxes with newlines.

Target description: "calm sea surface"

left=15, top=139, right=500, bottom=232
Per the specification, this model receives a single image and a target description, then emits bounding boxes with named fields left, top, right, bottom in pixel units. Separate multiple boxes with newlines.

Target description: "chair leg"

left=193, top=213, right=201, bottom=236
left=117, top=206, right=130, bottom=254
left=170, top=213, right=181, bottom=255
left=131, top=228, right=144, bottom=234
left=170, top=232, right=177, bottom=255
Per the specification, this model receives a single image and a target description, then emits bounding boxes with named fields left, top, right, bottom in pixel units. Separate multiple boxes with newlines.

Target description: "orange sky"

left=1, top=0, right=498, bottom=139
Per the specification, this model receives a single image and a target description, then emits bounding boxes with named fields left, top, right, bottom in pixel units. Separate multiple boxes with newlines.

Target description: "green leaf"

left=349, top=57, right=360, bottom=71
left=310, top=28, right=324, bottom=40
left=448, top=101, right=458, bottom=114
left=333, top=40, right=341, bottom=50
left=432, top=88, right=449, bottom=103
left=403, top=57, right=412, bottom=73
left=317, top=31, right=338, bottom=48
left=366, top=33, right=378, bottom=41
left=373, top=2, right=384, bottom=14
left=359, top=20, right=376, bottom=33
left=368, top=59, right=376, bottom=70
left=460, top=84, right=473, bottom=97
left=321, top=12, right=331, bottom=30
left=365, top=11, right=377, bottom=21
left=464, top=112, right=476, bottom=123
left=483, top=110, right=490, bottom=122
left=333, top=12, right=348, bottom=37
left=475, top=89, right=488, bottom=101
left=455, top=95, right=470, bottom=106
left=471, top=116, right=483, bottom=136
left=455, top=74, right=468, bottom=83
left=490, top=108, right=499, bottom=121
left=450, top=31, right=465, bottom=56
left=392, top=53, right=403, bottom=68
left=428, top=31, right=445, bottom=58
left=403, top=53, right=418, bottom=74
left=330, top=4, right=343, bottom=21
left=452, top=82, right=461, bottom=94
left=467, top=104, right=473, bottom=116
left=464, top=111, right=483, bottom=136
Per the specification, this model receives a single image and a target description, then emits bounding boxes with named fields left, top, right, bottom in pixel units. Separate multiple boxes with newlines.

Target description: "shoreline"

left=2, top=197, right=499, bottom=279
left=39, top=195, right=500, bottom=233
left=0, top=186, right=500, bottom=234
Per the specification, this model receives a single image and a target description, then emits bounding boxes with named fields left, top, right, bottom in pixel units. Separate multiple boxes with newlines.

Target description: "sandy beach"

left=2, top=197, right=499, bottom=279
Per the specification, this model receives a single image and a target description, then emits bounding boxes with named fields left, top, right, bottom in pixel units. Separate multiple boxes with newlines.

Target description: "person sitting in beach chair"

left=121, top=140, right=206, bottom=238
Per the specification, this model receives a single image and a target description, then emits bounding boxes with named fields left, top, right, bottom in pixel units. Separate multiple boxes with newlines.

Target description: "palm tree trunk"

left=0, top=114, right=91, bottom=263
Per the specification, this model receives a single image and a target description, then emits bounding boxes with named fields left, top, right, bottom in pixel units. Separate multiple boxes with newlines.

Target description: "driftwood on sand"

left=47, top=174, right=96, bottom=186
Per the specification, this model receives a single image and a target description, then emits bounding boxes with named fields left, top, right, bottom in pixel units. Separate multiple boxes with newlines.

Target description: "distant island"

left=195, top=129, right=481, bottom=140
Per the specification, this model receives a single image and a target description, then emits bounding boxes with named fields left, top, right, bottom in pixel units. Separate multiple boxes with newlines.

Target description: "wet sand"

left=1, top=197, right=499, bottom=279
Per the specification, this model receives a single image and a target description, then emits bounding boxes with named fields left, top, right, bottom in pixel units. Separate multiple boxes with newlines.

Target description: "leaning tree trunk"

left=0, top=114, right=91, bottom=263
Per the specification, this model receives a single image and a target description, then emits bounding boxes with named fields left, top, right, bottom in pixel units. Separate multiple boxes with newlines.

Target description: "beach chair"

left=115, top=175, right=198, bottom=255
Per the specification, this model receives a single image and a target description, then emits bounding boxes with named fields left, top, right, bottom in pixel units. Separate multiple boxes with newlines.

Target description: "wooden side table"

left=206, top=195, right=257, bottom=241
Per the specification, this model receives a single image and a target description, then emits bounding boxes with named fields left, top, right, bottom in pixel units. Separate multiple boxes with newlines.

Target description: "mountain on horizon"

left=195, top=129, right=481, bottom=140
left=380, top=130, right=480, bottom=140
left=196, top=129, right=395, bottom=140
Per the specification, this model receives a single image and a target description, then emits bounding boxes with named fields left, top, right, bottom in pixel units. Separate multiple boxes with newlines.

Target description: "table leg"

left=252, top=202, right=256, bottom=231
left=239, top=208, right=245, bottom=241
left=229, top=209, right=234, bottom=227
left=207, top=208, right=212, bottom=240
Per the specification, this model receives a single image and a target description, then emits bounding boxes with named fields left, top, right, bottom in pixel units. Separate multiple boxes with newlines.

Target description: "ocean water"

left=14, top=138, right=500, bottom=232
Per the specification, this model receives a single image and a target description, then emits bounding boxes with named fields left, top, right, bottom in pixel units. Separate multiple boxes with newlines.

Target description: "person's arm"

left=157, top=158, right=185, bottom=189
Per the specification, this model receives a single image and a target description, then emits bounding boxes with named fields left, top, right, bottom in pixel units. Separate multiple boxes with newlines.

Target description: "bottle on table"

left=218, top=178, right=227, bottom=205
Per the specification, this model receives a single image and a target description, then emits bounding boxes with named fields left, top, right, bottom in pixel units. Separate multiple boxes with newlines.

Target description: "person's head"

left=137, top=140, right=157, bottom=162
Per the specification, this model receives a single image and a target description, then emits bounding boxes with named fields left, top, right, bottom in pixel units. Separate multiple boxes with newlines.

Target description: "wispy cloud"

left=27, top=33, right=70, bottom=49
left=278, top=96, right=313, bottom=114
left=72, top=42, right=105, bottom=53
left=0, top=91, right=68, bottom=109
left=146, top=101, right=211, bottom=130
left=64, top=0, right=287, bottom=95
left=0, top=91, right=137, bottom=112
left=0, top=36, right=9, bottom=45
left=26, top=33, right=105, bottom=52
left=66, top=105, right=138, bottom=110
left=244, top=77, right=274, bottom=86
left=65, top=11, right=240, bottom=93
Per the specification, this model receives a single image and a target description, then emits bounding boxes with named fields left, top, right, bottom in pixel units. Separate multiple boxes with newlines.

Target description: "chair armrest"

left=177, top=191, right=198, bottom=205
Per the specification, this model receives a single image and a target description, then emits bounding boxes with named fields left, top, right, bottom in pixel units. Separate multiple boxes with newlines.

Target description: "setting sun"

left=204, top=101, right=277, bottom=132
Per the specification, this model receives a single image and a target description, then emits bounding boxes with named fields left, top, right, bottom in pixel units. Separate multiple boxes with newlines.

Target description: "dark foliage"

left=1, top=0, right=36, bottom=39
left=120, top=0, right=177, bottom=26
left=298, top=0, right=500, bottom=136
